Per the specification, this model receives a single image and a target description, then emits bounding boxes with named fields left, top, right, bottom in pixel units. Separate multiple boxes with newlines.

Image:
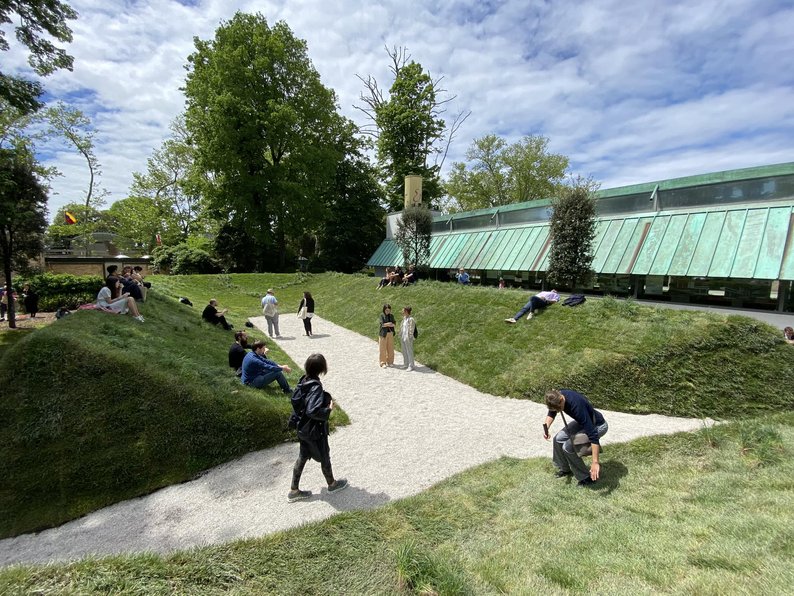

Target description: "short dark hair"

left=383, top=304, right=391, bottom=313
left=403, top=306, right=412, bottom=314
left=304, top=353, right=327, bottom=378
left=106, top=265, right=118, bottom=275
left=133, top=266, right=142, bottom=272
left=234, top=331, right=247, bottom=342
left=252, top=340, right=267, bottom=352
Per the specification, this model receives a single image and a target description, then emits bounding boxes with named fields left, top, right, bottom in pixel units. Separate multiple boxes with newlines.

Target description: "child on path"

left=400, top=306, right=416, bottom=371
left=288, top=353, right=348, bottom=502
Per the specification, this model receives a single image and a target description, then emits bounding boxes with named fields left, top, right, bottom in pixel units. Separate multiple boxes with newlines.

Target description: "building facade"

left=368, top=162, right=794, bottom=311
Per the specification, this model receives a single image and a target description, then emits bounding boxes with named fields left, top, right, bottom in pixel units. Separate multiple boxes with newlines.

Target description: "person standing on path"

left=400, top=306, right=416, bottom=371
left=261, top=288, right=281, bottom=338
left=378, top=304, right=396, bottom=368
left=298, top=291, right=315, bottom=337
left=288, top=353, right=348, bottom=502
left=505, top=289, right=560, bottom=323
left=22, top=284, right=39, bottom=318
left=543, top=389, right=608, bottom=487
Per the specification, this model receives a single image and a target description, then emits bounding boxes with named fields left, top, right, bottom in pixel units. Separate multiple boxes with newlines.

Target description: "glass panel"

left=660, top=174, right=794, bottom=210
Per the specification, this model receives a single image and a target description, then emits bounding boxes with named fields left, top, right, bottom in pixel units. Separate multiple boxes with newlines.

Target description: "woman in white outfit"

left=97, top=277, right=144, bottom=322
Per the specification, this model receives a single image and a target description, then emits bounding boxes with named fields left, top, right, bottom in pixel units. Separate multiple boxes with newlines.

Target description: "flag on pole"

left=155, top=233, right=162, bottom=246
left=64, top=211, right=78, bottom=225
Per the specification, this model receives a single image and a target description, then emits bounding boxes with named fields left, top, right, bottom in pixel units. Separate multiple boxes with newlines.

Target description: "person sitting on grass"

left=785, top=327, right=794, bottom=345
left=97, top=277, right=144, bottom=322
left=456, top=267, right=470, bottom=284
left=543, top=389, right=608, bottom=487
left=377, top=267, right=394, bottom=290
left=402, top=265, right=418, bottom=286
left=202, top=298, right=233, bottom=330
left=229, top=330, right=254, bottom=376
left=241, top=340, right=292, bottom=393
left=504, top=288, right=560, bottom=323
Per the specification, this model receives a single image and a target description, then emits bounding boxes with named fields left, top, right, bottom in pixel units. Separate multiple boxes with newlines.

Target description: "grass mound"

left=155, top=272, right=794, bottom=419
left=0, top=291, right=348, bottom=538
left=3, top=415, right=792, bottom=594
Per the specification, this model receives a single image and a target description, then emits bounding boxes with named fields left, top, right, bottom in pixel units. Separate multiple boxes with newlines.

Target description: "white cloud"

left=3, top=0, right=792, bottom=221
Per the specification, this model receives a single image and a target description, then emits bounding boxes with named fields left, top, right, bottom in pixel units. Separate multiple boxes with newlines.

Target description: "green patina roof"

left=370, top=203, right=794, bottom=280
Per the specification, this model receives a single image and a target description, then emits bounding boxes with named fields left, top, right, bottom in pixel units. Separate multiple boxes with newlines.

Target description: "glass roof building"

left=368, top=162, right=794, bottom=311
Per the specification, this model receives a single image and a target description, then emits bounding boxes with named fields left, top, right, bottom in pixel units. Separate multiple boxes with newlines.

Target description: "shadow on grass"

left=593, top=460, right=628, bottom=496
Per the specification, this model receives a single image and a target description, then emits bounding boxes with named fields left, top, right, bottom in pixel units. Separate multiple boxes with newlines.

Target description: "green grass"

left=2, top=415, right=792, bottom=594
left=153, top=272, right=794, bottom=419
left=0, top=286, right=348, bottom=538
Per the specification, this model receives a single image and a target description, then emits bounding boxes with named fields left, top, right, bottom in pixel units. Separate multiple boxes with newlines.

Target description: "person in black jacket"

left=202, top=298, right=232, bottom=330
left=228, top=330, right=252, bottom=376
left=288, top=353, right=347, bottom=502
left=543, top=389, right=608, bottom=487
left=298, top=291, right=315, bottom=337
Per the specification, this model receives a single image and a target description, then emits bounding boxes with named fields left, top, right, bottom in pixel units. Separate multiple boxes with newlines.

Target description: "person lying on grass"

left=241, top=340, right=292, bottom=393
left=504, top=289, right=560, bottom=323
left=543, top=389, right=608, bottom=487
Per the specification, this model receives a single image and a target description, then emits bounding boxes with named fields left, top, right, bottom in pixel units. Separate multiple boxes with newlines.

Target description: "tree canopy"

left=184, top=12, right=344, bottom=271
left=395, top=204, right=433, bottom=270
left=358, top=47, right=469, bottom=211
left=445, top=134, right=569, bottom=211
left=0, top=0, right=77, bottom=113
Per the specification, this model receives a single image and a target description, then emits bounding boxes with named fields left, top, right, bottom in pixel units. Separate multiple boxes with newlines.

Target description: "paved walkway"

left=0, top=314, right=708, bottom=566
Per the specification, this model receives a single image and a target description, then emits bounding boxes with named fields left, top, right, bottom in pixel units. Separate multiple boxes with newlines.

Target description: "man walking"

left=261, top=288, right=281, bottom=338
left=543, top=389, right=608, bottom=487
left=504, top=289, right=560, bottom=323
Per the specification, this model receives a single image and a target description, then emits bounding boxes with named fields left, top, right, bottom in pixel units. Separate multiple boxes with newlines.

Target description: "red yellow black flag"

left=65, top=211, right=78, bottom=225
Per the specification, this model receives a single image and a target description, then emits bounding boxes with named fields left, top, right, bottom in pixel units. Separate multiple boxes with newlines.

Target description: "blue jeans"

left=514, top=296, right=548, bottom=319
left=251, top=370, right=290, bottom=393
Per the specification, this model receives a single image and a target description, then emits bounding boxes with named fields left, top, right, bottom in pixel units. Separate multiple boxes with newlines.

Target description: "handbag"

left=298, top=306, right=308, bottom=319
left=560, top=412, right=593, bottom=457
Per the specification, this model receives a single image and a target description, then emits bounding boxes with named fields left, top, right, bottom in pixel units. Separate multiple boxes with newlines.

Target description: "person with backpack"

left=288, top=353, right=348, bottom=502
left=261, top=288, right=281, bottom=338
left=400, top=306, right=417, bottom=371
left=543, top=389, right=608, bottom=487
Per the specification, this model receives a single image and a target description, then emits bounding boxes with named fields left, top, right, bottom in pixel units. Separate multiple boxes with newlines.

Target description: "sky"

left=4, top=0, right=793, bottom=221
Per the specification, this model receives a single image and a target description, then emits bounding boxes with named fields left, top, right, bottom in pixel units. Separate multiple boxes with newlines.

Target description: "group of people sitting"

left=94, top=265, right=151, bottom=322
left=376, top=265, right=418, bottom=289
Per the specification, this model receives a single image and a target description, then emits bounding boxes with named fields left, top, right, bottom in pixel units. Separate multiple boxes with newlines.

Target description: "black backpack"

left=413, top=324, right=418, bottom=339
left=288, top=386, right=305, bottom=429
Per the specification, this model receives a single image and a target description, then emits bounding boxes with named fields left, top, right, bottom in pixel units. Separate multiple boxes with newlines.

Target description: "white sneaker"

left=504, top=318, right=517, bottom=324
left=135, top=315, right=145, bottom=322
left=527, top=313, right=533, bottom=320
left=406, top=366, right=414, bottom=371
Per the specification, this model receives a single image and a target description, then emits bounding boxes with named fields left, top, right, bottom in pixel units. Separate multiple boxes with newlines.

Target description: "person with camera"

left=543, top=389, right=608, bottom=487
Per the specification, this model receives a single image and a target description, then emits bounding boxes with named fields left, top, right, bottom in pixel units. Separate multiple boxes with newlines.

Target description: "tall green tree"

left=446, top=134, right=569, bottom=211
left=547, top=176, right=599, bottom=290
left=184, top=12, right=343, bottom=271
left=0, top=147, right=48, bottom=328
left=0, top=0, right=77, bottom=114
left=395, top=204, right=433, bottom=270
left=358, top=46, right=469, bottom=211
left=316, top=139, right=385, bottom=273
left=129, top=117, right=202, bottom=244
left=45, top=101, right=107, bottom=255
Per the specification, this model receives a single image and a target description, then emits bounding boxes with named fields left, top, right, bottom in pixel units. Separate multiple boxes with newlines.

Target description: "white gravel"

left=0, top=314, right=710, bottom=567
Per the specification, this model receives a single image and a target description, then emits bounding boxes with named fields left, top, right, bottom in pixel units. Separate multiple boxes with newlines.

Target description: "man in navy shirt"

left=543, top=389, right=608, bottom=486
left=241, top=341, right=292, bottom=393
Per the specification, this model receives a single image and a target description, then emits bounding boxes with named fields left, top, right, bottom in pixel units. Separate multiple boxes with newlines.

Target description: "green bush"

left=14, top=272, right=103, bottom=310
left=152, top=244, right=219, bottom=275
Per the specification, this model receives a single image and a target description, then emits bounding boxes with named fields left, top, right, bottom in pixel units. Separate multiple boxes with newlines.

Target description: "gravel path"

left=0, top=314, right=709, bottom=567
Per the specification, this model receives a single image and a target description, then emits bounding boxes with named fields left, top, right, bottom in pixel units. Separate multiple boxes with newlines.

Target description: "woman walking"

left=378, top=304, right=396, bottom=368
left=298, top=291, right=315, bottom=337
left=288, top=353, right=348, bottom=502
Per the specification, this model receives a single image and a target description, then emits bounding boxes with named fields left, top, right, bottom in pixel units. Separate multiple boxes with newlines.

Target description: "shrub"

left=152, top=244, right=219, bottom=275
left=15, top=272, right=103, bottom=310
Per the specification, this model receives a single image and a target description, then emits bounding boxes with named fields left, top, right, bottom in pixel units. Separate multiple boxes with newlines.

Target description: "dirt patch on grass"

left=1, top=312, right=57, bottom=331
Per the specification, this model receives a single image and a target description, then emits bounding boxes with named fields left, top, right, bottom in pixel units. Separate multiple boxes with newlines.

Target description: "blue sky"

left=4, top=0, right=793, bottom=220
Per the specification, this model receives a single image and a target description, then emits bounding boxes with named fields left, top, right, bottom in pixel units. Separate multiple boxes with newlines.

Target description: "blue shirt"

left=241, top=351, right=282, bottom=385
left=457, top=271, right=470, bottom=284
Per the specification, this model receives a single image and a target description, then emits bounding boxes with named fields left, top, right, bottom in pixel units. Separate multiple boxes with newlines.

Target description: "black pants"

left=292, top=439, right=333, bottom=489
left=302, top=316, right=313, bottom=335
